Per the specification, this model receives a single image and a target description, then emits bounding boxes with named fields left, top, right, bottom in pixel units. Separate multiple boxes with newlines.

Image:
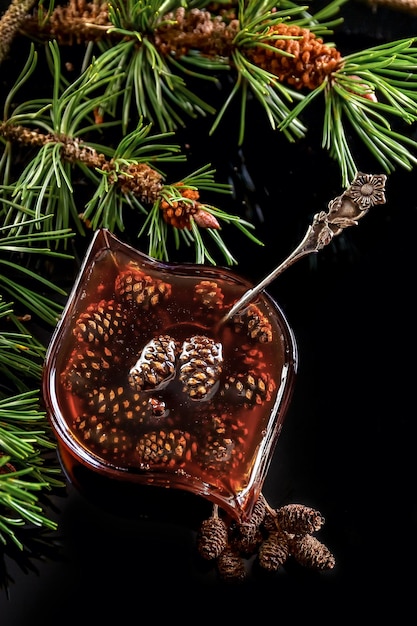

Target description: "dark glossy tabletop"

left=1, top=1, right=416, bottom=621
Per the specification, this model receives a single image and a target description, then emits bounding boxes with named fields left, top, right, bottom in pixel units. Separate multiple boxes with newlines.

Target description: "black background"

left=1, top=1, right=416, bottom=621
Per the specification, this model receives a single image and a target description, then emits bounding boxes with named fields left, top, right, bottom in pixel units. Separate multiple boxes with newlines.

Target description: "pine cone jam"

left=42, top=229, right=297, bottom=522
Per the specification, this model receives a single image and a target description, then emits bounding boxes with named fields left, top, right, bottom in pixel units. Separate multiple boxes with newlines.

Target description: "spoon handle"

left=218, top=172, right=387, bottom=327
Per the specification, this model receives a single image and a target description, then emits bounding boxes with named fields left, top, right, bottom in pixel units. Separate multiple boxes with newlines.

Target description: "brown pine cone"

left=276, top=503, right=325, bottom=535
left=289, top=534, right=336, bottom=570
left=178, top=335, right=223, bottom=400
left=246, top=492, right=268, bottom=529
left=258, top=529, right=290, bottom=572
left=73, top=300, right=127, bottom=345
left=73, top=414, right=132, bottom=460
left=197, top=514, right=229, bottom=560
left=193, top=280, right=224, bottom=310
left=61, top=345, right=117, bottom=393
left=216, top=546, right=247, bottom=583
left=115, top=265, right=172, bottom=309
left=136, top=429, right=197, bottom=467
left=230, top=526, right=264, bottom=557
left=231, top=303, right=273, bottom=343
left=128, top=335, right=180, bottom=391
left=117, top=162, right=163, bottom=204
left=221, top=370, right=276, bottom=406
left=245, top=22, right=343, bottom=91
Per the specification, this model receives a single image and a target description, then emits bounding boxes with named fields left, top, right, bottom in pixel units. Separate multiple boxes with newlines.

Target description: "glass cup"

left=42, top=229, right=298, bottom=522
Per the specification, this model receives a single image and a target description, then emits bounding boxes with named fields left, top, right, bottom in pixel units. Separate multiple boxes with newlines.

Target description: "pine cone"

left=197, top=415, right=236, bottom=469
left=245, top=23, right=343, bottom=91
left=74, top=414, right=132, bottom=459
left=73, top=300, right=127, bottom=345
left=197, top=514, right=229, bottom=560
left=221, top=370, right=276, bottom=406
left=128, top=335, right=180, bottom=391
left=160, top=187, right=200, bottom=230
left=29, top=0, right=111, bottom=46
left=276, top=503, right=325, bottom=535
left=115, top=265, right=172, bottom=309
left=247, top=492, right=268, bottom=528
left=0, top=0, right=36, bottom=62
left=179, top=335, right=223, bottom=400
left=231, top=303, right=273, bottom=343
left=289, top=534, right=336, bottom=570
left=258, top=529, right=290, bottom=572
left=230, top=527, right=264, bottom=557
left=86, top=386, right=170, bottom=425
left=193, top=280, right=224, bottom=310
left=136, top=429, right=197, bottom=467
left=216, top=546, right=247, bottom=582
left=117, top=162, right=164, bottom=204
left=61, top=345, right=117, bottom=392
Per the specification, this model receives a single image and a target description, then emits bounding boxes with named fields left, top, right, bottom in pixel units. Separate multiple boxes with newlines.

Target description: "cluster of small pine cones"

left=198, top=495, right=335, bottom=582
left=61, top=263, right=277, bottom=472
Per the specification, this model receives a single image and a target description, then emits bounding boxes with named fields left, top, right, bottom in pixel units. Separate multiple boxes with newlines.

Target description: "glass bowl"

left=42, top=229, right=297, bottom=522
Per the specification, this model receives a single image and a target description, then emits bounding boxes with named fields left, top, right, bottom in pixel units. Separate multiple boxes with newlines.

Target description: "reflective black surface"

left=1, top=2, right=416, bottom=621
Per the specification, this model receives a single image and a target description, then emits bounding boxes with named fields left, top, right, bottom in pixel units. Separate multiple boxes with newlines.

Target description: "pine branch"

left=1, top=40, right=262, bottom=264
left=11, top=0, right=417, bottom=185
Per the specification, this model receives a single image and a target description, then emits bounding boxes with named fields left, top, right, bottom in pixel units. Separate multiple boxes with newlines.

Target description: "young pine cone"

left=73, top=300, right=127, bottom=345
left=0, top=0, right=37, bottom=62
left=258, top=529, right=290, bottom=572
left=245, top=23, right=343, bottom=91
left=276, top=503, right=325, bottom=535
left=115, top=266, right=172, bottom=309
left=128, top=335, right=179, bottom=391
left=222, top=370, right=276, bottom=406
left=216, top=546, right=247, bottom=583
left=136, top=428, right=197, bottom=467
left=61, top=345, right=116, bottom=393
left=289, top=534, right=336, bottom=571
left=160, top=187, right=200, bottom=229
left=178, top=335, right=223, bottom=400
left=193, top=280, right=224, bottom=310
left=197, top=513, right=229, bottom=560
left=231, top=303, right=273, bottom=343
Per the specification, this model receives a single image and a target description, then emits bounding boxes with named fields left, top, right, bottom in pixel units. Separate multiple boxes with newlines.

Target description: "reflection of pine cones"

left=179, top=335, right=223, bottom=400
left=245, top=23, right=342, bottom=90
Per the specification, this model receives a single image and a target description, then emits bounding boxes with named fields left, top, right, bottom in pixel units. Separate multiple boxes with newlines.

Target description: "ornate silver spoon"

left=218, top=172, right=387, bottom=327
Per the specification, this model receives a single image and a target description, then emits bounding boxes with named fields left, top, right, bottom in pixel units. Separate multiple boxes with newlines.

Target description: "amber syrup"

left=45, top=231, right=297, bottom=521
